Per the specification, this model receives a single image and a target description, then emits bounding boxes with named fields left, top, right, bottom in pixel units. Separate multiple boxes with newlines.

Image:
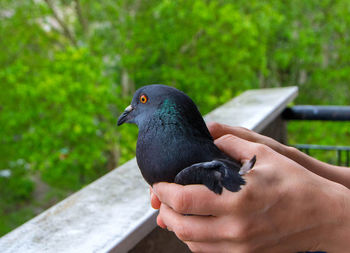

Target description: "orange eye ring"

left=140, top=94, right=148, bottom=104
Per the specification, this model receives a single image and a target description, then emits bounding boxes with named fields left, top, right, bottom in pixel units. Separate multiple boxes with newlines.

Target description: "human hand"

left=206, top=122, right=350, bottom=189
left=151, top=134, right=350, bottom=252
left=207, top=122, right=289, bottom=156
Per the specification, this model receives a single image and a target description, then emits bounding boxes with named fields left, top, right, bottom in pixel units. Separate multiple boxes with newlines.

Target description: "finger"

left=153, top=182, right=235, bottom=216
left=207, top=122, right=229, bottom=139
left=207, top=122, right=256, bottom=141
left=214, top=134, right=258, bottom=162
left=159, top=204, right=224, bottom=242
left=157, top=214, right=166, bottom=229
left=186, top=241, right=237, bottom=253
left=150, top=187, right=161, bottom=209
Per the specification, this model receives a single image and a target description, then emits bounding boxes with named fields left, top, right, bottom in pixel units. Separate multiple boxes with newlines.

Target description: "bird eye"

left=140, top=94, right=148, bottom=104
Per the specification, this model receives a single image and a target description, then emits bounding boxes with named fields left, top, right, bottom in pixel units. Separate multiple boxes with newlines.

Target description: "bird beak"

left=117, top=105, right=134, bottom=126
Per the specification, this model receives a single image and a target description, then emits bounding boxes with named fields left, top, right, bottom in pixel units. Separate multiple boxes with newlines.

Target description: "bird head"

left=117, top=85, right=211, bottom=139
left=117, top=84, right=188, bottom=126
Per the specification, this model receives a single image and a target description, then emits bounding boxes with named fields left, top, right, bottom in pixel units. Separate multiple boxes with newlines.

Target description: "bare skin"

left=207, top=122, right=350, bottom=189
left=150, top=122, right=350, bottom=252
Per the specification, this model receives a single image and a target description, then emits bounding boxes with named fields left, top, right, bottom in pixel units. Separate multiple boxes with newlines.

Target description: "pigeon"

left=117, top=84, right=256, bottom=194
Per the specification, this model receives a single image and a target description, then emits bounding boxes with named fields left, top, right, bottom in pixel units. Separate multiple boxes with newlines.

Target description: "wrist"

left=319, top=183, right=350, bottom=252
left=331, top=184, right=350, bottom=252
left=283, top=145, right=321, bottom=171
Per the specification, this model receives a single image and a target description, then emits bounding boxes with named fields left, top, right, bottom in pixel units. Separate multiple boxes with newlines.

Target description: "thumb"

left=214, top=134, right=258, bottom=162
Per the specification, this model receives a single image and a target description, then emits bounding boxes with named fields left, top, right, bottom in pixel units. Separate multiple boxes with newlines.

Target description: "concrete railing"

left=0, top=86, right=298, bottom=253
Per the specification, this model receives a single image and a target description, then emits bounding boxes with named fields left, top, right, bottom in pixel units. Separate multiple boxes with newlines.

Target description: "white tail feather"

left=239, top=155, right=256, bottom=175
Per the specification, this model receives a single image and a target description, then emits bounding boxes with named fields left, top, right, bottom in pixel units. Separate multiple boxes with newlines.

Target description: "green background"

left=1, top=0, right=349, bottom=236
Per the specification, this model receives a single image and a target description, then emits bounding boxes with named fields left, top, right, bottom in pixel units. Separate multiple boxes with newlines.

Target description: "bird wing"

left=174, top=159, right=245, bottom=194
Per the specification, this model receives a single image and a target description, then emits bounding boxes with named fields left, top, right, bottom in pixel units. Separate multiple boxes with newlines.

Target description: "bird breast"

left=136, top=122, right=215, bottom=185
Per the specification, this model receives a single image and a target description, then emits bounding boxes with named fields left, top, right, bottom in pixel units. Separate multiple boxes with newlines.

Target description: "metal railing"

left=283, top=105, right=350, bottom=167
left=295, top=144, right=350, bottom=167
left=282, top=105, right=350, bottom=121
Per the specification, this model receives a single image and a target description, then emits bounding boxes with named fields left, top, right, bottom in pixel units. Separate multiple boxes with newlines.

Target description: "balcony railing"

left=283, top=105, right=350, bottom=167
left=0, top=86, right=298, bottom=253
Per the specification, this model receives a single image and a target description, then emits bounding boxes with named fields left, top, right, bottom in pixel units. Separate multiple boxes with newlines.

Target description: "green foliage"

left=117, top=0, right=281, bottom=112
left=1, top=0, right=350, bottom=236
left=287, top=121, right=350, bottom=165
left=0, top=48, right=120, bottom=188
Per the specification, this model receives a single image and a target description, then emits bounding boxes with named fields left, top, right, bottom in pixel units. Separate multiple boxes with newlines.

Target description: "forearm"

left=284, top=146, right=350, bottom=189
